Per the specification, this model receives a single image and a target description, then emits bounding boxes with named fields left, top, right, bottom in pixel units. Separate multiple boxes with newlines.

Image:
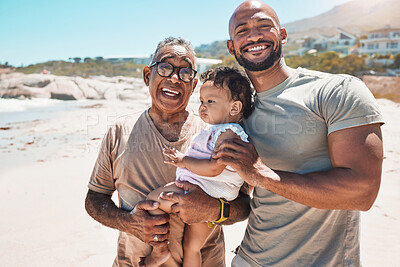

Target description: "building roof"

left=337, top=28, right=357, bottom=40
left=368, top=27, right=400, bottom=34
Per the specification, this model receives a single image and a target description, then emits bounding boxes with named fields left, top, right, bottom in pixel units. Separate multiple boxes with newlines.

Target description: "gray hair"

left=151, top=37, right=197, bottom=67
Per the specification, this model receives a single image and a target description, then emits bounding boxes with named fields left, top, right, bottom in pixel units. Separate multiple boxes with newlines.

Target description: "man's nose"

left=169, top=70, right=180, bottom=83
left=247, top=27, right=263, bottom=42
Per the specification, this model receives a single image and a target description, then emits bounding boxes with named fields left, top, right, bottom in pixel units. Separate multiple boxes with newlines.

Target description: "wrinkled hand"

left=159, top=181, right=220, bottom=224
left=163, top=147, right=186, bottom=168
left=212, top=138, right=271, bottom=187
left=123, top=200, right=170, bottom=247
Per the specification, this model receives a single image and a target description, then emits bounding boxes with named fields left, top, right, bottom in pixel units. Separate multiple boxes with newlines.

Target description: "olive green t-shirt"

left=88, top=109, right=225, bottom=267
left=240, top=68, right=384, bottom=266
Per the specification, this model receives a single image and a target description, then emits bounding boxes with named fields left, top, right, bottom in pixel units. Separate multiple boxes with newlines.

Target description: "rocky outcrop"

left=4, top=72, right=397, bottom=103
left=0, top=73, right=148, bottom=100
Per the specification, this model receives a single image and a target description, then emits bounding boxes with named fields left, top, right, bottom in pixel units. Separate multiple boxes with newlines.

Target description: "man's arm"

left=85, top=189, right=170, bottom=246
left=212, top=123, right=383, bottom=211
left=160, top=181, right=251, bottom=225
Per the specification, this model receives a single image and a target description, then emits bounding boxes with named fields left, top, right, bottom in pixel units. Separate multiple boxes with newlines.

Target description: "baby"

left=142, top=66, right=254, bottom=267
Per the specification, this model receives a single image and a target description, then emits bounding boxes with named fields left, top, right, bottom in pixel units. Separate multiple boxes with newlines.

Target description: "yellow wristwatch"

left=208, top=198, right=230, bottom=228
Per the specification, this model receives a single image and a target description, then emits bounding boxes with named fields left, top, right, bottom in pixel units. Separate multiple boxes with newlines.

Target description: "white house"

left=359, top=26, right=400, bottom=56
left=289, top=28, right=357, bottom=56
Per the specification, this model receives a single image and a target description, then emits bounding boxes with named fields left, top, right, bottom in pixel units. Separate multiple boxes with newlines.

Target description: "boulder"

left=0, top=72, right=25, bottom=90
left=21, top=74, right=53, bottom=88
left=50, top=78, right=84, bottom=100
left=0, top=84, right=50, bottom=99
left=0, top=72, right=146, bottom=101
left=74, top=77, right=102, bottom=99
left=103, top=83, right=126, bottom=100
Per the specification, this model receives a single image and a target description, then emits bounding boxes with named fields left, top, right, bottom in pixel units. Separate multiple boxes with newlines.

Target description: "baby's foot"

left=139, top=246, right=171, bottom=267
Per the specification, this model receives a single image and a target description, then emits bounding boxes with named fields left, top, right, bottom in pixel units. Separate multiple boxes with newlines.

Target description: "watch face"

left=223, top=202, right=230, bottom=218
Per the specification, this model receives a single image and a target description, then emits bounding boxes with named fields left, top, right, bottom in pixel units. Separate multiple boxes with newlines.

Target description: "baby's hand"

left=163, top=147, right=186, bottom=168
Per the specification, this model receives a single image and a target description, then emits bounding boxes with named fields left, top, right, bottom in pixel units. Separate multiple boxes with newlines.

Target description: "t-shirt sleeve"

left=319, top=76, right=384, bottom=135
left=88, top=125, right=117, bottom=195
left=209, top=123, right=249, bottom=150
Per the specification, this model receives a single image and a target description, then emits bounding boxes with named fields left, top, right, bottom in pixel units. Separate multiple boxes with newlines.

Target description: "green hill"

left=17, top=59, right=145, bottom=78
left=195, top=40, right=230, bottom=58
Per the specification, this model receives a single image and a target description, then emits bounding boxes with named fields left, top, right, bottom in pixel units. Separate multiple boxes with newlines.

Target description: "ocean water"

left=0, top=99, right=89, bottom=126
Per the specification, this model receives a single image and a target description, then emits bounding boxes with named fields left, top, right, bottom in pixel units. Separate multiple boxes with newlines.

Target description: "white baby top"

left=176, top=123, right=249, bottom=201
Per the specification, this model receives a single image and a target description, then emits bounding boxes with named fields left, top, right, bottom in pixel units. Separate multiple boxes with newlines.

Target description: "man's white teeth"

left=248, top=45, right=266, bottom=52
left=162, top=88, right=180, bottom=96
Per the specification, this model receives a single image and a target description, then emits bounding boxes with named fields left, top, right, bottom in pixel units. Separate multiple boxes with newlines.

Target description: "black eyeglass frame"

left=149, top=61, right=197, bottom=82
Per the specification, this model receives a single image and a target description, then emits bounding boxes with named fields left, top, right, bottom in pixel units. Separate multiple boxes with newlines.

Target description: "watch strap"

left=214, top=198, right=230, bottom=223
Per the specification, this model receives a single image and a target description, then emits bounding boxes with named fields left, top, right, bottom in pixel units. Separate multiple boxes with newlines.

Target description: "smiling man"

left=84, top=37, right=252, bottom=266
left=211, top=1, right=384, bottom=266
left=85, top=37, right=249, bottom=267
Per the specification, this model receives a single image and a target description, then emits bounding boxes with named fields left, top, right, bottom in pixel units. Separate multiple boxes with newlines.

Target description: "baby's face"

left=199, top=81, right=236, bottom=125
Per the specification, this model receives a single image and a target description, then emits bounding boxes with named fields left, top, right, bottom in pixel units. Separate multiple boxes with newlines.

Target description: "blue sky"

left=0, top=0, right=351, bottom=66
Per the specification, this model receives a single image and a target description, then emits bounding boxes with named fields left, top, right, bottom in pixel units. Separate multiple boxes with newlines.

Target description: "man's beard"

left=232, top=41, right=282, bottom=72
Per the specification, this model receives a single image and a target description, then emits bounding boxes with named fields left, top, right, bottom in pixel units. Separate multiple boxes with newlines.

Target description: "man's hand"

left=163, top=147, right=186, bottom=168
left=85, top=190, right=170, bottom=247
left=159, top=181, right=220, bottom=224
left=125, top=200, right=170, bottom=246
left=212, top=138, right=275, bottom=187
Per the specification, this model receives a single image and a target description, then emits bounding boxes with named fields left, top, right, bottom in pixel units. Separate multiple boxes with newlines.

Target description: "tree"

left=84, top=57, right=93, bottom=63
left=286, top=52, right=368, bottom=76
left=393, top=53, right=400, bottom=69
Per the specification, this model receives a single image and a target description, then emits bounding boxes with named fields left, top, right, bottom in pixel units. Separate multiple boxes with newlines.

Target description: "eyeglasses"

left=149, top=61, right=197, bottom=83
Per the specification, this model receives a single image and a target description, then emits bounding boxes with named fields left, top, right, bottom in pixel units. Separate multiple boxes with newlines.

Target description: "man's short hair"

left=151, top=37, right=197, bottom=67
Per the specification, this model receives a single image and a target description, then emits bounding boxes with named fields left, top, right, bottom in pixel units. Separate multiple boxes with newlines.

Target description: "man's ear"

left=227, top=40, right=235, bottom=56
left=191, top=78, right=198, bottom=94
left=143, top=66, right=151, bottom=86
left=280, top=27, right=288, bottom=45
left=230, top=100, right=243, bottom=116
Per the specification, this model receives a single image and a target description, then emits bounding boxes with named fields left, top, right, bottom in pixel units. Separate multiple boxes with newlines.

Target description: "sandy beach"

left=0, top=95, right=399, bottom=266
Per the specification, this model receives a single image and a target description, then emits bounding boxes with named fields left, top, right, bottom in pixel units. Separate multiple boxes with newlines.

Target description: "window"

left=391, top=42, right=399, bottom=49
left=368, top=44, right=374, bottom=50
left=371, top=33, right=380, bottom=39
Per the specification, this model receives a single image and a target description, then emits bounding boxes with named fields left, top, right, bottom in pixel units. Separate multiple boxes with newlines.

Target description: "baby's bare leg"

left=139, top=246, right=170, bottom=267
left=183, top=222, right=216, bottom=267
left=141, top=182, right=184, bottom=267
left=147, top=182, right=184, bottom=215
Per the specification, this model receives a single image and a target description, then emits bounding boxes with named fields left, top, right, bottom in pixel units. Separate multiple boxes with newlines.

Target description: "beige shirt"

left=241, top=68, right=384, bottom=266
left=88, top=109, right=225, bottom=267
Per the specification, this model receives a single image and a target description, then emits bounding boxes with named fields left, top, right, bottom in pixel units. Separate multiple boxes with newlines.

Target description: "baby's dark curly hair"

left=200, top=66, right=254, bottom=119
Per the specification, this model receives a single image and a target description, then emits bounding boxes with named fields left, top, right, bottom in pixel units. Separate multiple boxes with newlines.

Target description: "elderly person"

left=85, top=37, right=250, bottom=267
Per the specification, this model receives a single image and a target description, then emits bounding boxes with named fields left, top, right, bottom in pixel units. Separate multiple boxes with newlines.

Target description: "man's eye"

left=236, top=28, right=247, bottom=35
left=260, top=25, right=272, bottom=29
left=208, top=100, right=214, bottom=103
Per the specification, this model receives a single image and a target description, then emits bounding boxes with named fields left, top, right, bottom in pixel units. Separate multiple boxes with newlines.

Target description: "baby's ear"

left=230, top=101, right=243, bottom=116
